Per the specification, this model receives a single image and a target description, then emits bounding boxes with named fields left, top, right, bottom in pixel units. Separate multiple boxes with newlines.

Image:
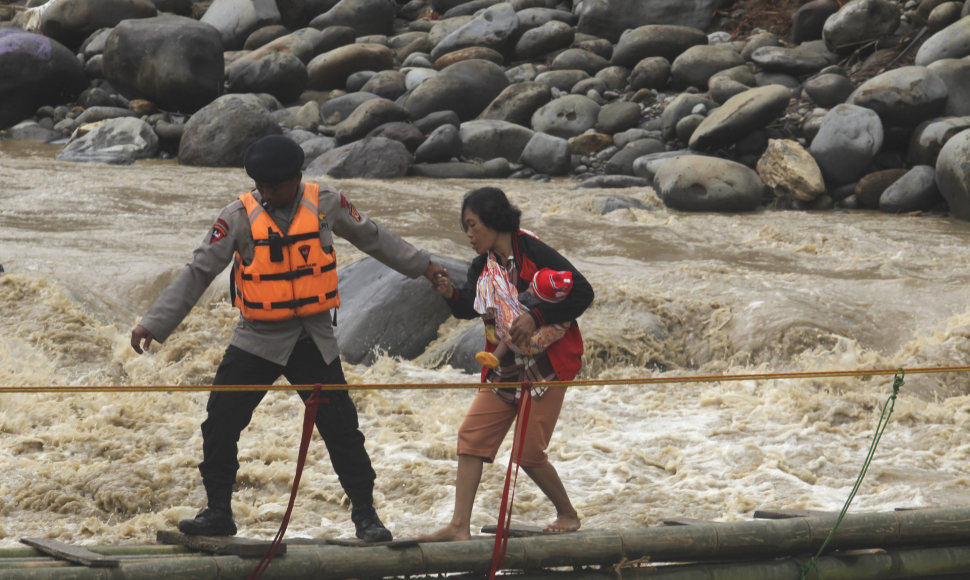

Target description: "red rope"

left=488, top=382, right=533, bottom=579
left=248, top=384, right=323, bottom=580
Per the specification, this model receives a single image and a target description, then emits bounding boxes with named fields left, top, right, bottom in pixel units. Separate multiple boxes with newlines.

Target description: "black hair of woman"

left=460, top=187, right=521, bottom=233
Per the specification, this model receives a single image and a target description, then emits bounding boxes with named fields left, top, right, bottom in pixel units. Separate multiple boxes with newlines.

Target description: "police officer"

left=131, top=135, right=444, bottom=541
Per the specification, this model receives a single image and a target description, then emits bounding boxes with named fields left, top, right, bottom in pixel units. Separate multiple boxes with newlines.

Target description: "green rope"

left=799, top=368, right=904, bottom=580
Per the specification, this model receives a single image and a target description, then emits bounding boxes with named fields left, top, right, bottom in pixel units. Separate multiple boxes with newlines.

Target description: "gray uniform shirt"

left=138, top=182, right=430, bottom=366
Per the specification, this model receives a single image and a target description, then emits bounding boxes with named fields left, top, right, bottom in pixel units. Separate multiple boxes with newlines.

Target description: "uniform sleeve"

left=320, top=184, right=430, bottom=278
left=522, top=238, right=594, bottom=327
left=137, top=202, right=244, bottom=342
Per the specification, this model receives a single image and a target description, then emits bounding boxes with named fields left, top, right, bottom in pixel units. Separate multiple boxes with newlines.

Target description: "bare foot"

left=543, top=513, right=581, bottom=533
left=415, top=523, right=472, bottom=542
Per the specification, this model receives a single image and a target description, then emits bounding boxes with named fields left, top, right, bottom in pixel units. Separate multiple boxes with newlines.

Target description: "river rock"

left=809, top=103, right=884, bottom=185
left=399, top=58, right=509, bottom=121
left=934, top=128, right=970, bottom=220
left=688, top=84, right=792, bottom=151
left=908, top=115, right=970, bottom=165
left=846, top=65, right=948, bottom=127
left=670, top=44, right=746, bottom=89
left=653, top=155, right=765, bottom=212
left=534, top=69, right=590, bottom=92
left=513, top=19, right=574, bottom=61
left=55, top=117, right=159, bottom=164
left=334, top=255, right=463, bottom=365
left=756, top=138, right=825, bottom=202
left=915, top=13, right=970, bottom=65
left=409, top=161, right=489, bottom=178
left=334, top=97, right=411, bottom=143
left=366, top=121, right=424, bottom=152
left=853, top=168, right=907, bottom=208
left=0, top=29, right=87, bottom=130
left=306, top=136, right=411, bottom=178
left=791, top=0, right=842, bottom=43
left=803, top=72, right=855, bottom=108
left=459, top=119, right=534, bottom=161
left=178, top=93, right=281, bottom=167
left=628, top=57, right=671, bottom=91
left=530, top=94, right=601, bottom=138
left=39, top=0, right=157, bottom=51
left=414, top=123, right=461, bottom=163
left=307, top=43, right=395, bottom=90
left=926, top=58, right=970, bottom=116
left=661, top=93, right=718, bottom=141
left=610, top=25, right=708, bottom=68
left=477, top=81, right=551, bottom=127
left=320, top=92, right=380, bottom=123
left=200, top=0, right=279, bottom=51
left=604, top=138, right=665, bottom=175
left=519, top=131, right=570, bottom=175
left=576, top=0, right=721, bottom=43
left=749, top=45, right=831, bottom=76
left=102, top=15, right=224, bottom=114
left=433, top=45, right=505, bottom=69
left=879, top=165, right=943, bottom=213
left=309, top=0, right=397, bottom=37
left=226, top=48, right=308, bottom=103
left=822, top=0, right=900, bottom=54
left=430, top=2, right=517, bottom=61
left=359, top=70, right=407, bottom=101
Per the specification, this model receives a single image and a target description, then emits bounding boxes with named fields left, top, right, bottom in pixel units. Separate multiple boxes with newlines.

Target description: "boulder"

left=653, top=155, right=765, bottom=212
left=200, top=0, right=280, bottom=51
left=178, top=93, right=281, bottom=167
left=307, top=43, right=395, bottom=90
left=309, top=0, right=397, bottom=37
left=399, top=59, right=509, bottom=122
left=755, top=138, right=825, bottom=202
left=576, top=0, right=721, bottom=43
left=40, top=0, right=157, bottom=51
left=55, top=117, right=159, bottom=164
left=306, top=136, right=411, bottom=178
left=809, top=103, right=884, bottom=185
left=846, top=65, right=948, bottom=127
left=688, top=84, right=791, bottom=151
left=530, top=94, right=602, bottom=139
left=935, top=128, right=970, bottom=220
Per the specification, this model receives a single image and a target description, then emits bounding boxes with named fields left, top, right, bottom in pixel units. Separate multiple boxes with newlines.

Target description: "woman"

left=421, top=187, right=594, bottom=541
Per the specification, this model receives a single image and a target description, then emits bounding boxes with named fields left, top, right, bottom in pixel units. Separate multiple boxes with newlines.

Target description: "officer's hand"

left=130, top=325, right=155, bottom=354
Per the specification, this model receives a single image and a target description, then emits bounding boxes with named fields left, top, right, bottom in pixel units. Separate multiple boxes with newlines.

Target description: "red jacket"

left=447, top=230, right=594, bottom=381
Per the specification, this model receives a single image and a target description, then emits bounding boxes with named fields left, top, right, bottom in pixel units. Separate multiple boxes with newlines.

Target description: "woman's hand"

left=430, top=269, right=454, bottom=299
left=508, top=313, right=537, bottom=347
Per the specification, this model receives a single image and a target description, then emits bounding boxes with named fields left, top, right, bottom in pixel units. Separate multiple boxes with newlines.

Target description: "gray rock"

left=519, top=131, right=570, bottom=175
left=660, top=93, right=717, bottom=140
left=334, top=255, right=466, bottom=365
left=803, top=72, right=854, bottom=108
left=670, top=44, right=745, bottom=89
left=178, top=93, right=281, bottom=167
left=550, top=47, right=611, bottom=75
left=319, top=92, right=380, bottom=123
left=631, top=149, right=697, bottom=181
left=791, top=0, right=841, bottom=44
left=334, top=97, right=411, bottom=143
left=595, top=101, right=642, bottom=134
left=688, top=84, right=791, bottom=151
left=628, top=57, right=672, bottom=91
left=306, top=136, right=411, bottom=178
left=926, top=58, right=970, bottom=115
left=534, top=69, right=591, bottom=92
left=459, top=119, right=534, bottom=161
left=935, top=128, right=970, bottom=219
left=6, top=120, right=61, bottom=143
left=414, top=123, right=461, bottom=163
left=309, top=0, right=397, bottom=37
left=749, top=45, right=831, bottom=76
left=915, top=12, right=970, bottom=65
left=227, top=49, right=308, bottom=103
left=300, top=136, right=339, bottom=168
left=478, top=81, right=551, bottom=127
left=823, top=0, right=900, bottom=54
left=576, top=0, right=721, bottom=43
left=653, top=155, right=765, bottom=212
left=366, top=121, right=425, bottom=152
left=577, top=176, right=653, bottom=190
left=530, top=94, right=602, bottom=138
left=399, top=59, right=509, bottom=121
left=513, top=19, right=574, bottom=60
left=40, top=0, right=157, bottom=51
left=360, top=69, right=408, bottom=100
left=604, top=138, right=665, bottom=175
left=879, top=165, right=944, bottom=213
left=611, top=24, right=708, bottom=68
left=847, top=65, right=948, bottom=127
left=809, top=103, right=884, bottom=185
left=103, top=15, right=223, bottom=114
left=307, top=43, right=395, bottom=90
left=414, top=110, right=461, bottom=133
left=908, top=115, right=970, bottom=165
left=409, top=161, right=490, bottom=178
left=55, top=117, right=159, bottom=164
left=201, top=0, right=279, bottom=51
left=430, top=2, right=518, bottom=60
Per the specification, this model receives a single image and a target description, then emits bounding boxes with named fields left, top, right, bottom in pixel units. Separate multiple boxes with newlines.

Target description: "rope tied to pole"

left=799, top=369, right=904, bottom=580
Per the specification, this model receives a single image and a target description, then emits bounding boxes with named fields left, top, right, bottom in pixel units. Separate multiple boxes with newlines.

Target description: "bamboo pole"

left=3, top=508, right=970, bottom=579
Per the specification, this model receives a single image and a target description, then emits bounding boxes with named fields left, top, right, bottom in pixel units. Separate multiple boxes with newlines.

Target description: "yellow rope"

left=4, top=365, right=970, bottom=393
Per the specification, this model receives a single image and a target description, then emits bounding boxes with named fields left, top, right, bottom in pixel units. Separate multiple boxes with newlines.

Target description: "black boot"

left=178, top=507, right=237, bottom=536
left=351, top=506, right=392, bottom=542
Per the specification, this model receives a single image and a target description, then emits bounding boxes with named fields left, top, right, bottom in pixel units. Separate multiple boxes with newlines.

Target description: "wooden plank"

left=661, top=518, right=719, bottom=526
left=313, top=536, right=419, bottom=549
left=155, top=530, right=284, bottom=558
left=480, top=525, right=555, bottom=537
left=20, top=538, right=119, bottom=568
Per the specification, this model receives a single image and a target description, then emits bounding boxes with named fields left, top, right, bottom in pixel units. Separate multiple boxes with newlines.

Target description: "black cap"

left=244, top=135, right=304, bottom=184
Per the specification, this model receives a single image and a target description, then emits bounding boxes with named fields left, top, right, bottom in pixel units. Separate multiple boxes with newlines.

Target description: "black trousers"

left=198, top=339, right=376, bottom=511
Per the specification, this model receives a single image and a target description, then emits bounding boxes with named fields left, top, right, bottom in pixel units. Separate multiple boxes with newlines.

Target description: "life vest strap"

left=242, top=290, right=338, bottom=311
left=253, top=231, right=319, bottom=247
left=241, top=262, right=336, bottom=282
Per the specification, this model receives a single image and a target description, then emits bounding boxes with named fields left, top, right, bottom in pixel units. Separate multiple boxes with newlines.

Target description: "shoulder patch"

left=340, top=193, right=362, bottom=222
left=209, top=218, right=228, bottom=244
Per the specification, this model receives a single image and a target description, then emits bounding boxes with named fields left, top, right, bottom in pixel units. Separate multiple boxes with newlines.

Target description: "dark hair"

left=460, top=187, right=521, bottom=232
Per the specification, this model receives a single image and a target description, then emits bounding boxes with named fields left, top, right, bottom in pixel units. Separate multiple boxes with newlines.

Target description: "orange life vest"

left=232, top=183, right=340, bottom=321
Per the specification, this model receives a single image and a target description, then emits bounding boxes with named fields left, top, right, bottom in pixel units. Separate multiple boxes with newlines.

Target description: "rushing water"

left=3, top=139, right=970, bottom=547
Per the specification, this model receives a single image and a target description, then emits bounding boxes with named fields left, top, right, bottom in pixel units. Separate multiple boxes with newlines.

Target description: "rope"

left=7, top=364, right=970, bottom=393
left=247, top=384, right=323, bottom=580
left=799, top=369, right=904, bottom=580
left=488, top=383, right=533, bottom=579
